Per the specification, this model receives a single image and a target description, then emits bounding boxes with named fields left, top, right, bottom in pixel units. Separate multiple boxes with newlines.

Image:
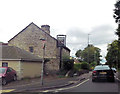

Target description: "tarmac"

left=2, top=71, right=92, bottom=92
left=1, top=71, right=120, bottom=93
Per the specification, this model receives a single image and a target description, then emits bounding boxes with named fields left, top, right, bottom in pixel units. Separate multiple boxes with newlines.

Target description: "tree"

left=75, top=49, right=82, bottom=58
left=62, top=54, right=74, bottom=71
left=113, top=0, right=120, bottom=79
left=113, top=0, right=120, bottom=40
left=75, top=45, right=101, bottom=64
left=106, top=40, right=120, bottom=68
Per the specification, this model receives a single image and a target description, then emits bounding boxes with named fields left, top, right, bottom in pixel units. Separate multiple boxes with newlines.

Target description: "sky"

left=0, top=0, right=118, bottom=60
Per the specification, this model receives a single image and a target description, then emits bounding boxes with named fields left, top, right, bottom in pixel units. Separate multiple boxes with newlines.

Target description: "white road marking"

left=116, top=78, right=120, bottom=81
left=42, top=90, right=49, bottom=92
left=41, top=79, right=89, bottom=92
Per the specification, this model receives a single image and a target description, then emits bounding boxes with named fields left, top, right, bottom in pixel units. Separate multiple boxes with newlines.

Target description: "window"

left=2, top=62, right=8, bottom=67
left=29, top=46, right=34, bottom=53
left=0, top=68, right=6, bottom=74
left=6, top=68, right=12, bottom=73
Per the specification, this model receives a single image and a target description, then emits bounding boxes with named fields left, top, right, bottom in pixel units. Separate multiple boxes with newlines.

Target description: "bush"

left=62, top=59, right=74, bottom=71
left=56, top=70, right=68, bottom=76
left=81, top=62, right=89, bottom=70
left=74, top=63, right=81, bottom=71
left=67, top=69, right=76, bottom=77
left=90, top=62, right=97, bottom=70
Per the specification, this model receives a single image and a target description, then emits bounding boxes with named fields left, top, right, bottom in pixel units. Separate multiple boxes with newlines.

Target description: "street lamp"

left=40, top=38, right=46, bottom=86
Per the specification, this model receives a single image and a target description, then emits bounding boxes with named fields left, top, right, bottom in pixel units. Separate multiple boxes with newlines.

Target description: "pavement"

left=116, top=71, right=120, bottom=82
left=2, top=71, right=92, bottom=92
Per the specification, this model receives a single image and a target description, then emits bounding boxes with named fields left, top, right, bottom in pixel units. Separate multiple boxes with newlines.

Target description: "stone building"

left=8, top=22, right=70, bottom=75
left=0, top=44, right=42, bottom=79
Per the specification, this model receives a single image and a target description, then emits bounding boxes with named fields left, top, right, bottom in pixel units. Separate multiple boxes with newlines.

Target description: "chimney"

left=41, top=25, right=50, bottom=34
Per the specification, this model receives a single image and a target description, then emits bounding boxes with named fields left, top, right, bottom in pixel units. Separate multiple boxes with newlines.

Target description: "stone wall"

left=8, top=23, right=70, bottom=74
left=62, top=47, right=70, bottom=57
left=0, top=60, right=22, bottom=79
left=8, top=23, right=58, bottom=59
left=21, top=61, right=42, bottom=78
left=45, top=58, right=60, bottom=75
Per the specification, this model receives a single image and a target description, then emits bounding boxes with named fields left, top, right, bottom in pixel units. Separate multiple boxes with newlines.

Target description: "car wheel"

left=111, top=78, right=115, bottom=82
left=13, top=75, right=17, bottom=81
left=92, top=79, right=95, bottom=82
left=2, top=78, right=7, bottom=86
left=108, top=78, right=115, bottom=82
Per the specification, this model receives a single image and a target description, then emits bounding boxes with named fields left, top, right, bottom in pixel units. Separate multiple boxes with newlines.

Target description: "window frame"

left=29, top=46, right=34, bottom=53
left=2, top=62, right=8, bottom=67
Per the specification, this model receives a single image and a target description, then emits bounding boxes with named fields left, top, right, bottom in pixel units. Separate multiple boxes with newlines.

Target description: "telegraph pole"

left=88, top=34, right=90, bottom=63
left=88, top=34, right=90, bottom=46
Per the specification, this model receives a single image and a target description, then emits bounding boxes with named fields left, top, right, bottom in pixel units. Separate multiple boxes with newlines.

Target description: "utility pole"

left=88, top=34, right=90, bottom=63
left=59, top=47, right=62, bottom=69
left=88, top=34, right=90, bottom=46
left=40, top=38, right=46, bottom=86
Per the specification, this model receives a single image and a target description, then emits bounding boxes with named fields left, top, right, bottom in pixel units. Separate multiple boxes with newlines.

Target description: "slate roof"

left=0, top=45, right=42, bottom=62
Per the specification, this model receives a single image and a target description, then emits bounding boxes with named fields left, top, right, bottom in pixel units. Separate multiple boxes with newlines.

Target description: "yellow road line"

left=0, top=89, right=15, bottom=93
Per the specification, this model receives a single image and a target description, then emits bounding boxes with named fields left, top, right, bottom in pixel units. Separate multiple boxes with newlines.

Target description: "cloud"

left=65, top=25, right=117, bottom=57
left=90, top=25, right=117, bottom=45
left=66, top=27, right=88, bottom=47
left=66, top=27, right=89, bottom=56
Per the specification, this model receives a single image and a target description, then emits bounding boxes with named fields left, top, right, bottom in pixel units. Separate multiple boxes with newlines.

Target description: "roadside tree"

left=113, top=0, right=120, bottom=40
left=75, top=45, right=101, bottom=64
left=106, top=40, right=120, bottom=68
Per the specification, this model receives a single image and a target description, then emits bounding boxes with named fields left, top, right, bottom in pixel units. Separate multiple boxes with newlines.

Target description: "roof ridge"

left=8, top=22, right=58, bottom=43
left=8, top=22, right=35, bottom=42
left=8, top=22, right=70, bottom=51
left=1, top=45, right=42, bottom=61
left=14, top=46, right=42, bottom=59
left=11, top=46, right=21, bottom=59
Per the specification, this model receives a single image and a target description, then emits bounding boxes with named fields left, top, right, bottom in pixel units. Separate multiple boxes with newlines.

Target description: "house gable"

left=8, top=22, right=59, bottom=58
left=8, top=22, right=57, bottom=44
left=6, top=22, right=71, bottom=74
left=8, top=22, right=70, bottom=59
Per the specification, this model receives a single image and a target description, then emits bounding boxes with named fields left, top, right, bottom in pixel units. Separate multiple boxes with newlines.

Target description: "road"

left=42, top=78, right=119, bottom=93
left=1, top=73, right=119, bottom=94
left=60, top=78, right=119, bottom=92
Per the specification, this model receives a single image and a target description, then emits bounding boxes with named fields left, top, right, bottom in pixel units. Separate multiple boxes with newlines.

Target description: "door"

left=5, top=68, right=13, bottom=82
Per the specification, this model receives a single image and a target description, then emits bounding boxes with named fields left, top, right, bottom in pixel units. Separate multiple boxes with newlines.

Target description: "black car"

left=92, top=65, right=115, bottom=82
left=111, top=68, right=117, bottom=73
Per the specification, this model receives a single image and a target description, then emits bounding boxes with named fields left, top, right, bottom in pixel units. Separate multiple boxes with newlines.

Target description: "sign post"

left=40, top=38, right=46, bottom=86
left=57, top=35, right=66, bottom=69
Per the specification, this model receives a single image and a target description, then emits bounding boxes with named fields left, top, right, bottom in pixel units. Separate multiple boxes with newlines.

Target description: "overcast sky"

left=0, top=0, right=118, bottom=59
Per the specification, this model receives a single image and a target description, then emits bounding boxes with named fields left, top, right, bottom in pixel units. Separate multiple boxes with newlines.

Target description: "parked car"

left=0, top=67, right=17, bottom=85
left=92, top=65, right=115, bottom=82
left=111, top=68, right=117, bottom=73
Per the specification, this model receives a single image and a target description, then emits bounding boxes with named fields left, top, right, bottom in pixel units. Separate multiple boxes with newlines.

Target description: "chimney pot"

left=41, top=25, right=50, bottom=34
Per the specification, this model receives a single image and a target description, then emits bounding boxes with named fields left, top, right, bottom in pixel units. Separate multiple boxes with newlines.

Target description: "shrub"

left=81, top=62, right=89, bottom=70
left=62, top=59, right=74, bottom=71
left=56, top=70, right=68, bottom=76
left=74, top=63, right=81, bottom=71
left=90, top=62, right=97, bottom=70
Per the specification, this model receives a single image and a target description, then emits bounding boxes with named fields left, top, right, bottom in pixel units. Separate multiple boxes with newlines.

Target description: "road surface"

left=42, top=77, right=119, bottom=93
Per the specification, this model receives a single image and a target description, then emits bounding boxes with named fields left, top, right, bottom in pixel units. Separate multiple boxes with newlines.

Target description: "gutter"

left=0, top=59, right=21, bottom=61
left=0, top=58, right=42, bottom=62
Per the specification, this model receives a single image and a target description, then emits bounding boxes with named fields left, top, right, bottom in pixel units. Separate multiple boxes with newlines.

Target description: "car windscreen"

left=94, top=66, right=110, bottom=70
left=0, top=68, right=6, bottom=74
